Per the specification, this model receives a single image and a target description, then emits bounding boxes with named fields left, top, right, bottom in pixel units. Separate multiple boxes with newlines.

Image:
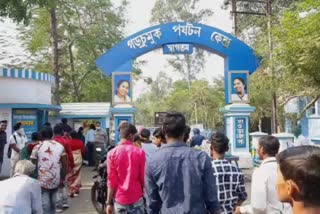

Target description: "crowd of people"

left=0, top=112, right=320, bottom=214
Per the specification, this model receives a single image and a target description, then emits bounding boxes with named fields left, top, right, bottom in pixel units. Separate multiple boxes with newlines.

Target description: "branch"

left=279, top=94, right=303, bottom=107
left=296, top=96, right=320, bottom=121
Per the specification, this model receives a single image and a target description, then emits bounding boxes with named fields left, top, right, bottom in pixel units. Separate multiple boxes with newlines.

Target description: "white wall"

left=0, top=78, right=52, bottom=104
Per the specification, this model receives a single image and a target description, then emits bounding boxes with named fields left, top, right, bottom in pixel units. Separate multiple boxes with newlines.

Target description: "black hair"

left=89, top=124, right=96, bottom=130
left=234, top=77, right=246, bottom=90
left=184, top=125, right=191, bottom=143
left=133, top=133, right=142, bottom=142
left=118, top=121, right=137, bottom=139
left=258, top=135, right=280, bottom=156
left=43, top=122, right=51, bottom=127
left=162, top=112, right=186, bottom=138
left=39, top=126, right=53, bottom=140
left=117, top=80, right=130, bottom=89
left=140, top=128, right=151, bottom=142
left=31, top=132, right=40, bottom=141
left=61, top=118, right=68, bottom=124
left=13, top=122, right=22, bottom=131
left=210, top=132, right=229, bottom=154
left=153, top=127, right=166, bottom=140
left=0, top=120, right=8, bottom=124
left=70, top=130, right=78, bottom=139
left=53, top=124, right=64, bottom=136
left=277, top=146, right=320, bottom=207
left=78, top=127, right=84, bottom=133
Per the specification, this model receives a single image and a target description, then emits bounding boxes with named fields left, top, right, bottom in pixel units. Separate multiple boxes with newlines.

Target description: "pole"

left=232, top=0, right=238, bottom=36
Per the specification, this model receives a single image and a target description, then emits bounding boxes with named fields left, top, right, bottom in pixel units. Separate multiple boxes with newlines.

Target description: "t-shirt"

left=9, top=132, right=27, bottom=160
left=141, top=142, right=158, bottom=161
left=31, top=140, right=65, bottom=189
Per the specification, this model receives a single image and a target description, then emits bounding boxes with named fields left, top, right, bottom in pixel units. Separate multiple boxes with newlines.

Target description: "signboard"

left=12, top=109, right=38, bottom=140
left=235, top=118, right=246, bottom=149
left=163, top=43, right=193, bottom=54
left=154, top=112, right=167, bottom=127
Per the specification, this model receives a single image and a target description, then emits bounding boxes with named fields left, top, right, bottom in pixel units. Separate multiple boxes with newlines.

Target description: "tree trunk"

left=50, top=7, right=60, bottom=105
left=258, top=118, right=262, bottom=132
left=68, top=42, right=81, bottom=102
left=185, top=54, right=192, bottom=90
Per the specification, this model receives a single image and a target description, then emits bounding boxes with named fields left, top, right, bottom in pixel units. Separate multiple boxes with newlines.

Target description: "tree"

left=150, top=0, right=213, bottom=89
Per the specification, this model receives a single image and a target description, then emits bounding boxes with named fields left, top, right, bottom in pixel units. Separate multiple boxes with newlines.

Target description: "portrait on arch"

left=112, top=72, right=132, bottom=105
left=229, top=71, right=249, bottom=103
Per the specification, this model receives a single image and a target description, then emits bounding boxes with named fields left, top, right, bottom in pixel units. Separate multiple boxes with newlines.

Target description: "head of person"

left=162, top=112, right=186, bottom=142
left=0, top=120, right=7, bottom=131
left=140, top=128, right=151, bottom=143
left=233, top=77, right=246, bottom=95
left=78, top=127, right=84, bottom=134
left=13, top=122, right=24, bottom=135
left=70, top=130, right=78, bottom=139
left=153, top=127, right=166, bottom=147
left=257, top=135, right=280, bottom=160
left=193, top=128, right=200, bottom=135
left=133, top=133, right=142, bottom=148
left=14, top=160, right=36, bottom=177
left=89, top=124, right=96, bottom=130
left=96, top=122, right=102, bottom=130
left=276, top=146, right=320, bottom=208
left=39, top=126, right=53, bottom=140
left=61, top=118, right=68, bottom=124
left=117, top=80, right=130, bottom=98
left=31, top=132, right=40, bottom=142
left=43, top=122, right=51, bottom=128
left=53, top=124, right=64, bottom=136
left=118, top=121, right=137, bottom=142
left=183, top=125, right=191, bottom=143
left=210, top=132, right=229, bottom=158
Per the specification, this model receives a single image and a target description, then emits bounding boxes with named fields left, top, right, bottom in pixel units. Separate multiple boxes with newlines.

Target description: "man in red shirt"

left=106, top=121, right=146, bottom=214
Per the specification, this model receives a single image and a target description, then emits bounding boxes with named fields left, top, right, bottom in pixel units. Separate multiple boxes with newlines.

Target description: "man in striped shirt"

left=210, top=132, right=247, bottom=214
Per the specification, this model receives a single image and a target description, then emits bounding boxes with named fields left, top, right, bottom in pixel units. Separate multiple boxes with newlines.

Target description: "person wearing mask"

left=68, top=131, right=86, bottom=197
left=85, top=124, right=95, bottom=166
left=9, top=122, right=27, bottom=177
left=0, top=160, right=42, bottom=213
left=140, top=128, right=157, bottom=161
left=210, top=132, right=247, bottom=214
left=190, top=128, right=205, bottom=147
left=106, top=121, right=146, bottom=214
left=276, top=146, right=320, bottom=214
left=0, top=120, right=8, bottom=174
left=152, top=127, right=166, bottom=148
left=31, top=126, right=68, bottom=214
left=235, top=135, right=292, bottom=214
left=145, top=112, right=221, bottom=214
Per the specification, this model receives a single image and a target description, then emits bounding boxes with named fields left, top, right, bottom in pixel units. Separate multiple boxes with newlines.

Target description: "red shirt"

left=107, top=140, right=146, bottom=205
left=69, top=138, right=86, bottom=157
left=53, top=136, right=75, bottom=171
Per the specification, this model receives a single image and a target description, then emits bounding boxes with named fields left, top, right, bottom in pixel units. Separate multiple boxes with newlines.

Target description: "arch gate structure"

left=96, top=22, right=260, bottom=166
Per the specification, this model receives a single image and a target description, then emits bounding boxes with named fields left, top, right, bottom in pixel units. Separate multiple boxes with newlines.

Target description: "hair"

left=96, top=121, right=101, bottom=126
left=43, top=122, right=51, bottom=127
left=53, top=124, right=64, bottom=136
left=133, top=133, right=142, bottom=143
left=70, top=130, right=78, bottom=139
left=78, top=127, right=84, bottom=133
left=61, top=118, right=68, bottom=124
left=258, top=135, right=280, bottom=156
left=39, top=126, right=53, bottom=140
left=13, top=122, right=22, bottom=131
left=89, top=124, right=96, bottom=130
left=0, top=120, right=8, bottom=124
left=14, top=160, right=36, bottom=176
left=193, top=128, right=200, bottom=135
left=153, top=128, right=166, bottom=142
left=117, top=80, right=130, bottom=89
left=162, top=112, right=186, bottom=138
left=277, top=146, right=320, bottom=207
left=184, top=125, right=191, bottom=142
left=234, top=77, right=246, bottom=90
left=210, top=132, right=229, bottom=154
left=31, top=132, right=40, bottom=142
left=140, top=128, right=151, bottom=142
left=118, top=121, right=137, bottom=139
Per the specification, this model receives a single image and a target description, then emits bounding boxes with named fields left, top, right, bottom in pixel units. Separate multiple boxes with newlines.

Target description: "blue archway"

left=96, top=22, right=260, bottom=103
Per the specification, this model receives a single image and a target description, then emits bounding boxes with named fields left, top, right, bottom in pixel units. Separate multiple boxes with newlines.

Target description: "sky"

left=0, top=0, right=233, bottom=98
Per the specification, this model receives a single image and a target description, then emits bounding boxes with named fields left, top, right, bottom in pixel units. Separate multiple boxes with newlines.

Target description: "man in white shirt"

left=9, top=122, right=27, bottom=177
left=0, top=160, right=42, bottom=214
left=235, top=135, right=292, bottom=214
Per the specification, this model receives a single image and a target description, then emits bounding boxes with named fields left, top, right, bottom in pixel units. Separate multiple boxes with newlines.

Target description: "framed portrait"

left=228, top=71, right=249, bottom=103
left=112, top=72, right=133, bottom=105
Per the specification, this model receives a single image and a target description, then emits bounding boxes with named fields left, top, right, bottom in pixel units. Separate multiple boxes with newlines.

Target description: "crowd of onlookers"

left=0, top=112, right=320, bottom=214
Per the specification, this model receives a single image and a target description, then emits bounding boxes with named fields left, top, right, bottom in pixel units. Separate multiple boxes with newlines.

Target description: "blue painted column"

left=220, top=104, right=256, bottom=168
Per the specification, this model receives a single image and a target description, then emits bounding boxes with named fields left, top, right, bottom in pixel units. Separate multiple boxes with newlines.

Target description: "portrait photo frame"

left=112, top=72, right=133, bottom=105
left=228, top=70, right=250, bottom=104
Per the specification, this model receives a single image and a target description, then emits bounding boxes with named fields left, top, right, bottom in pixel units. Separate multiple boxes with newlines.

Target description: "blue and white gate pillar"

left=220, top=103, right=256, bottom=168
left=110, top=106, right=136, bottom=145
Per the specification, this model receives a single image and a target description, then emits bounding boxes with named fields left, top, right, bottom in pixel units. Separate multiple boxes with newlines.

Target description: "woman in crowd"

left=133, top=133, right=142, bottom=148
left=152, top=127, right=166, bottom=148
left=77, top=127, right=85, bottom=145
left=277, top=146, right=320, bottom=214
left=68, top=131, right=86, bottom=197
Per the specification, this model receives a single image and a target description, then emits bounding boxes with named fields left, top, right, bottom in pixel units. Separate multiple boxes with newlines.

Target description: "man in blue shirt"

left=145, top=112, right=221, bottom=214
left=190, top=128, right=206, bottom=147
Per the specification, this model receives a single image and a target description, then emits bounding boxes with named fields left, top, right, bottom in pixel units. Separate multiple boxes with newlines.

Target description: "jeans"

left=42, top=188, right=58, bottom=214
left=114, top=198, right=145, bottom=214
left=87, top=142, right=95, bottom=166
left=56, top=182, right=69, bottom=208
